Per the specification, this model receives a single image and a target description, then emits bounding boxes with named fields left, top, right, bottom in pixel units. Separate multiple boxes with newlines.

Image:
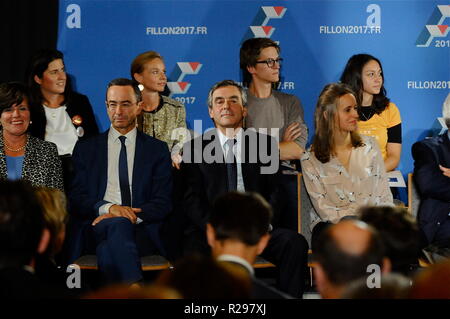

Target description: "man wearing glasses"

left=240, top=38, right=308, bottom=231
left=68, top=78, right=172, bottom=285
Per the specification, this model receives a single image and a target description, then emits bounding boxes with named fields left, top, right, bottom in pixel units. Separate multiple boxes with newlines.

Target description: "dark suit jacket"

left=182, top=129, right=281, bottom=233
left=30, top=92, right=99, bottom=142
left=412, top=132, right=450, bottom=243
left=0, top=267, right=74, bottom=299
left=0, top=134, right=63, bottom=191
left=221, top=260, right=292, bottom=299
left=67, top=129, right=173, bottom=261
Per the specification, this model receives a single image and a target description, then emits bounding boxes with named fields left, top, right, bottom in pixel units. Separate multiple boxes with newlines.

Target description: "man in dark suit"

left=68, top=78, right=172, bottom=285
left=207, top=191, right=292, bottom=298
left=181, top=80, right=308, bottom=297
left=412, top=98, right=450, bottom=248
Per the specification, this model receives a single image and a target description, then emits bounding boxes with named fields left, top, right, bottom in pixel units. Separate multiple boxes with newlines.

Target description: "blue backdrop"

left=58, top=0, right=450, bottom=201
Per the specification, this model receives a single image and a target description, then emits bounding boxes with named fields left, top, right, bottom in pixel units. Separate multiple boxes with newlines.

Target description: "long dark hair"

left=26, top=49, right=73, bottom=107
left=312, top=83, right=363, bottom=163
left=340, top=54, right=390, bottom=115
left=26, top=49, right=75, bottom=138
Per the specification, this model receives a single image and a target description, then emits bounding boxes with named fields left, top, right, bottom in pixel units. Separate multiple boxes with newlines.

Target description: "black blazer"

left=29, top=92, right=99, bottom=141
left=412, top=132, right=450, bottom=243
left=181, top=129, right=281, bottom=232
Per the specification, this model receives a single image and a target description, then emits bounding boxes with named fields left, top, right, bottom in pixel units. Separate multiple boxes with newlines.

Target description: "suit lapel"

left=131, top=131, right=144, bottom=206
left=97, top=131, right=109, bottom=197
left=203, top=131, right=228, bottom=194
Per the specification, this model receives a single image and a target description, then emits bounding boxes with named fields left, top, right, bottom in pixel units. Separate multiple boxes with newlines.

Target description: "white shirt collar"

left=216, top=128, right=243, bottom=149
left=217, top=254, right=254, bottom=276
left=109, top=126, right=137, bottom=142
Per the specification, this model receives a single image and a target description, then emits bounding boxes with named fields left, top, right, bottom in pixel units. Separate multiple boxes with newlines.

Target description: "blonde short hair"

left=130, top=51, right=163, bottom=79
left=34, top=187, right=68, bottom=256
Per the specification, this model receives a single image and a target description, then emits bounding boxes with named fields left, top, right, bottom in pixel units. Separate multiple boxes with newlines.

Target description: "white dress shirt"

left=98, top=127, right=137, bottom=218
left=43, top=105, right=79, bottom=155
left=216, top=128, right=245, bottom=192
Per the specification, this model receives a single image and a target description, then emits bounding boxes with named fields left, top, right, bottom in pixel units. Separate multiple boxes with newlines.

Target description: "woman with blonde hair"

left=131, top=51, right=188, bottom=169
left=300, top=83, right=393, bottom=247
left=33, top=187, right=71, bottom=290
left=34, top=187, right=68, bottom=258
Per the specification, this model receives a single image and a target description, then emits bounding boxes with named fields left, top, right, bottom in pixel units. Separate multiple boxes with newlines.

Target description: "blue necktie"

left=225, top=139, right=237, bottom=191
left=118, top=136, right=132, bottom=207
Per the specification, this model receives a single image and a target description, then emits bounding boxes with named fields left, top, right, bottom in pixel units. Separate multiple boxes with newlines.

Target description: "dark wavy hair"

left=209, top=192, right=272, bottom=246
left=0, top=82, right=29, bottom=113
left=311, top=83, right=363, bottom=163
left=26, top=49, right=73, bottom=107
left=340, top=54, right=390, bottom=115
left=0, top=180, right=45, bottom=268
left=239, top=37, right=280, bottom=88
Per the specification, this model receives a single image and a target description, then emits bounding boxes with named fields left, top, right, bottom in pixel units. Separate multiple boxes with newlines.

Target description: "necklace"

left=360, top=107, right=374, bottom=122
left=4, top=138, right=27, bottom=152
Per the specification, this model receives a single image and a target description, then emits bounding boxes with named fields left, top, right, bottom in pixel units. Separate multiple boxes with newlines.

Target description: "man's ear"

left=208, top=107, right=214, bottom=120
left=34, top=75, right=42, bottom=85
left=206, top=223, right=216, bottom=248
left=313, top=263, right=328, bottom=296
left=246, top=65, right=256, bottom=76
left=37, top=228, right=50, bottom=255
left=256, top=233, right=270, bottom=255
left=242, top=106, right=248, bottom=119
left=381, top=257, right=392, bottom=274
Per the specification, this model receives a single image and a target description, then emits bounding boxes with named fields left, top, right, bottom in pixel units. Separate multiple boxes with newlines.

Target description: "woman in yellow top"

left=340, top=54, right=401, bottom=171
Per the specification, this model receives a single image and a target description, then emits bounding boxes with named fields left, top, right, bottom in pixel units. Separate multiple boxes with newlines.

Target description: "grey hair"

left=207, top=80, right=247, bottom=109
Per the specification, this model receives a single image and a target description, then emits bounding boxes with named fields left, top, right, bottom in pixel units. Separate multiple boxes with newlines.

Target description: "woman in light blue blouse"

left=0, top=82, right=63, bottom=190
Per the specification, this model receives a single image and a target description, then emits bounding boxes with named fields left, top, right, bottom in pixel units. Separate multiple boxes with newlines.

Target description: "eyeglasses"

left=106, top=101, right=137, bottom=110
left=255, top=58, right=283, bottom=68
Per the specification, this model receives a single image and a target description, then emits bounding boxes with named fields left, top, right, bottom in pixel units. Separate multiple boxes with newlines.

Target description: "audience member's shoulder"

left=69, top=91, right=88, bottom=103
left=162, top=95, right=185, bottom=109
left=140, top=131, right=167, bottom=147
left=75, top=130, right=107, bottom=147
left=252, top=277, right=294, bottom=299
left=414, top=134, right=446, bottom=149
